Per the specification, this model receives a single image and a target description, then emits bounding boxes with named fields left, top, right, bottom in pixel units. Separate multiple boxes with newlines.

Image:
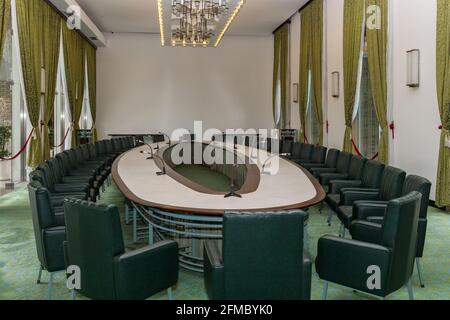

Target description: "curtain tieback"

left=389, top=122, right=395, bottom=140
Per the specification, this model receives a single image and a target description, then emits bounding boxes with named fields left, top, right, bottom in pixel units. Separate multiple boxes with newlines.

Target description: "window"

left=352, top=36, right=380, bottom=158
left=305, top=70, right=321, bottom=144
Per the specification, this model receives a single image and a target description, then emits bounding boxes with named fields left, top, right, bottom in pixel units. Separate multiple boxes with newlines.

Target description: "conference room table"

left=112, top=141, right=325, bottom=272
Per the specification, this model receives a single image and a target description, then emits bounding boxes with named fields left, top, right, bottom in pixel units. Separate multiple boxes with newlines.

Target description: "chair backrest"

left=324, top=149, right=340, bottom=168
left=28, top=182, right=59, bottom=269
left=311, top=145, right=327, bottom=164
left=47, top=159, right=63, bottom=183
left=335, top=152, right=353, bottom=173
left=291, top=142, right=303, bottom=157
left=80, top=145, right=91, bottom=161
left=36, top=163, right=56, bottom=191
left=381, top=192, right=421, bottom=294
left=348, top=156, right=366, bottom=180
left=87, top=144, right=98, bottom=159
left=222, top=211, right=307, bottom=299
left=299, top=144, right=313, bottom=160
left=56, top=152, right=73, bottom=173
left=64, top=199, right=125, bottom=300
left=105, top=140, right=114, bottom=154
left=402, top=175, right=431, bottom=219
left=281, top=140, right=293, bottom=154
left=112, top=138, right=122, bottom=153
left=361, top=160, right=385, bottom=188
left=379, top=166, right=406, bottom=201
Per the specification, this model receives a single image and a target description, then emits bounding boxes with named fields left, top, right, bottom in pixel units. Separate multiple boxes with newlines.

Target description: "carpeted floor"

left=0, top=183, right=449, bottom=300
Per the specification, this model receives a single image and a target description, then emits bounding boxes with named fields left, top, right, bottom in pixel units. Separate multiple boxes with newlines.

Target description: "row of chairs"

left=27, top=137, right=147, bottom=299
left=281, top=141, right=431, bottom=298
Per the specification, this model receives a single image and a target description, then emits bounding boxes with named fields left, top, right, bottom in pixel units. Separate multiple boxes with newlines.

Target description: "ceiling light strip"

left=157, top=0, right=165, bottom=46
left=214, top=0, right=245, bottom=47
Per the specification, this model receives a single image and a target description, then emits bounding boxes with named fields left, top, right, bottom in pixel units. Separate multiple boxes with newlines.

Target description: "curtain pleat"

left=343, top=0, right=365, bottom=153
left=299, top=6, right=311, bottom=142
left=63, top=26, right=85, bottom=147
left=16, top=0, right=42, bottom=168
left=436, top=0, right=450, bottom=207
left=86, top=42, right=97, bottom=142
left=42, top=3, right=60, bottom=160
left=273, top=24, right=289, bottom=129
left=0, top=0, right=10, bottom=65
left=310, top=0, right=324, bottom=145
left=366, top=0, right=388, bottom=164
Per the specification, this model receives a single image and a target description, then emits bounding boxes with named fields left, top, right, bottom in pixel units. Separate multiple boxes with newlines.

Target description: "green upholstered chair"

left=204, top=211, right=312, bottom=300
left=319, top=155, right=366, bottom=188
left=302, top=148, right=340, bottom=171
left=324, top=160, right=385, bottom=226
left=28, top=182, right=66, bottom=300
left=351, top=175, right=432, bottom=288
left=285, top=142, right=303, bottom=160
left=290, top=143, right=314, bottom=163
left=316, top=192, right=422, bottom=300
left=311, top=151, right=352, bottom=179
left=296, top=145, right=327, bottom=167
left=280, top=140, right=294, bottom=155
left=336, top=166, right=406, bottom=236
left=63, top=199, right=179, bottom=300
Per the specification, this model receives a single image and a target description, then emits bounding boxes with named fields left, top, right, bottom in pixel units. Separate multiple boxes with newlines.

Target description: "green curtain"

left=436, top=0, right=450, bottom=207
left=16, top=0, right=42, bottom=168
left=342, top=0, right=365, bottom=153
left=310, top=0, right=324, bottom=145
left=299, top=5, right=311, bottom=142
left=366, top=0, right=388, bottom=164
left=63, top=27, right=85, bottom=147
left=85, top=42, right=97, bottom=142
left=273, top=23, right=289, bottom=129
left=0, top=0, right=10, bottom=65
left=42, top=3, right=60, bottom=160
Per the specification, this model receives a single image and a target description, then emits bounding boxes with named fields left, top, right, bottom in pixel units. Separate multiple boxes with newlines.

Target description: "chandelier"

left=171, top=0, right=229, bottom=47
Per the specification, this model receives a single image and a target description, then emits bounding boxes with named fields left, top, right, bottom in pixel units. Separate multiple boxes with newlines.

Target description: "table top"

left=112, top=142, right=325, bottom=215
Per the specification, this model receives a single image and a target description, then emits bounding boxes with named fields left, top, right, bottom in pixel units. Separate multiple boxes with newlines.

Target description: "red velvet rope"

left=0, top=129, right=35, bottom=161
left=52, top=127, right=71, bottom=148
left=351, top=138, right=379, bottom=160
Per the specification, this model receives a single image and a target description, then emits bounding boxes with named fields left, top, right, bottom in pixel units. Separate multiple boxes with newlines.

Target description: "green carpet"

left=174, top=165, right=231, bottom=192
left=0, top=183, right=449, bottom=300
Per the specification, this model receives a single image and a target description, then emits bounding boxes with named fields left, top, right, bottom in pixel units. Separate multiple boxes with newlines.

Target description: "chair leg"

left=327, top=210, right=333, bottom=226
left=341, top=225, right=346, bottom=238
left=319, top=202, right=323, bottom=214
left=47, top=272, right=54, bottom=300
left=37, top=266, right=43, bottom=284
left=125, top=203, right=130, bottom=225
left=304, top=224, right=309, bottom=250
left=167, top=287, right=174, bottom=300
left=133, top=208, right=137, bottom=243
left=416, top=258, right=425, bottom=288
left=71, top=290, right=77, bottom=300
left=407, top=278, right=414, bottom=300
left=322, top=281, right=329, bottom=300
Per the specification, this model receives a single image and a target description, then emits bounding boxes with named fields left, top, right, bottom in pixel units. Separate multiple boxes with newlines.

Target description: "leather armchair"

left=316, top=192, right=422, bottom=299
left=302, top=149, right=340, bottom=171
left=204, top=211, right=311, bottom=300
left=336, top=166, right=406, bottom=231
left=319, top=156, right=366, bottom=188
left=28, top=182, right=66, bottom=299
left=351, top=175, right=431, bottom=287
left=63, top=199, right=179, bottom=300
left=324, top=160, right=385, bottom=226
left=296, top=145, right=327, bottom=167
left=280, top=140, right=293, bottom=155
left=285, top=142, right=303, bottom=160
left=311, top=151, right=352, bottom=179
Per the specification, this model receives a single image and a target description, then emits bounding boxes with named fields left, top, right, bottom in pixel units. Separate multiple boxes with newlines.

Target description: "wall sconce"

left=331, top=71, right=340, bottom=98
left=293, top=83, right=299, bottom=103
left=40, top=68, right=46, bottom=94
left=406, top=49, right=420, bottom=87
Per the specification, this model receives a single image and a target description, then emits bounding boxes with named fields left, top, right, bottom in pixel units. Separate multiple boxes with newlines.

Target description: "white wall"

left=97, top=33, right=274, bottom=138
left=391, top=0, right=440, bottom=200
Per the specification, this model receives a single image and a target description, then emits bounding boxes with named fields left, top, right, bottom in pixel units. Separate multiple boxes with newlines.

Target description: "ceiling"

left=76, top=0, right=309, bottom=35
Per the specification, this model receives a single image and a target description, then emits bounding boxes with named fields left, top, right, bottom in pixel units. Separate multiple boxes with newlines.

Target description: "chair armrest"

left=114, top=240, right=179, bottom=300
left=311, top=168, right=337, bottom=175
left=329, top=180, right=362, bottom=194
left=320, top=173, right=349, bottom=186
left=204, top=240, right=225, bottom=300
left=315, top=235, right=390, bottom=295
left=302, top=163, right=326, bottom=170
left=54, top=183, right=89, bottom=193
left=349, top=221, right=383, bottom=244
left=353, top=201, right=388, bottom=220
left=43, top=226, right=66, bottom=272
left=340, top=189, right=380, bottom=206
left=302, top=250, right=312, bottom=300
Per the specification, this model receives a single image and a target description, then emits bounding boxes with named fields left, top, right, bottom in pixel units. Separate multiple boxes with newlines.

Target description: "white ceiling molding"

left=47, top=0, right=107, bottom=47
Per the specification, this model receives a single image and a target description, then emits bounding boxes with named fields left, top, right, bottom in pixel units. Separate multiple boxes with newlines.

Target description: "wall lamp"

left=406, top=49, right=420, bottom=88
left=331, top=71, right=340, bottom=98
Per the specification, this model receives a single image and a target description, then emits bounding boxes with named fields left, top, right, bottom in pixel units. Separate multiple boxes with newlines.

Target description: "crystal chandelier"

left=171, top=0, right=229, bottom=47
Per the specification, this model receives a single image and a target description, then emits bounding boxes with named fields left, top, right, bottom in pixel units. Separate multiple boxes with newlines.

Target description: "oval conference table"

left=112, top=141, right=325, bottom=272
